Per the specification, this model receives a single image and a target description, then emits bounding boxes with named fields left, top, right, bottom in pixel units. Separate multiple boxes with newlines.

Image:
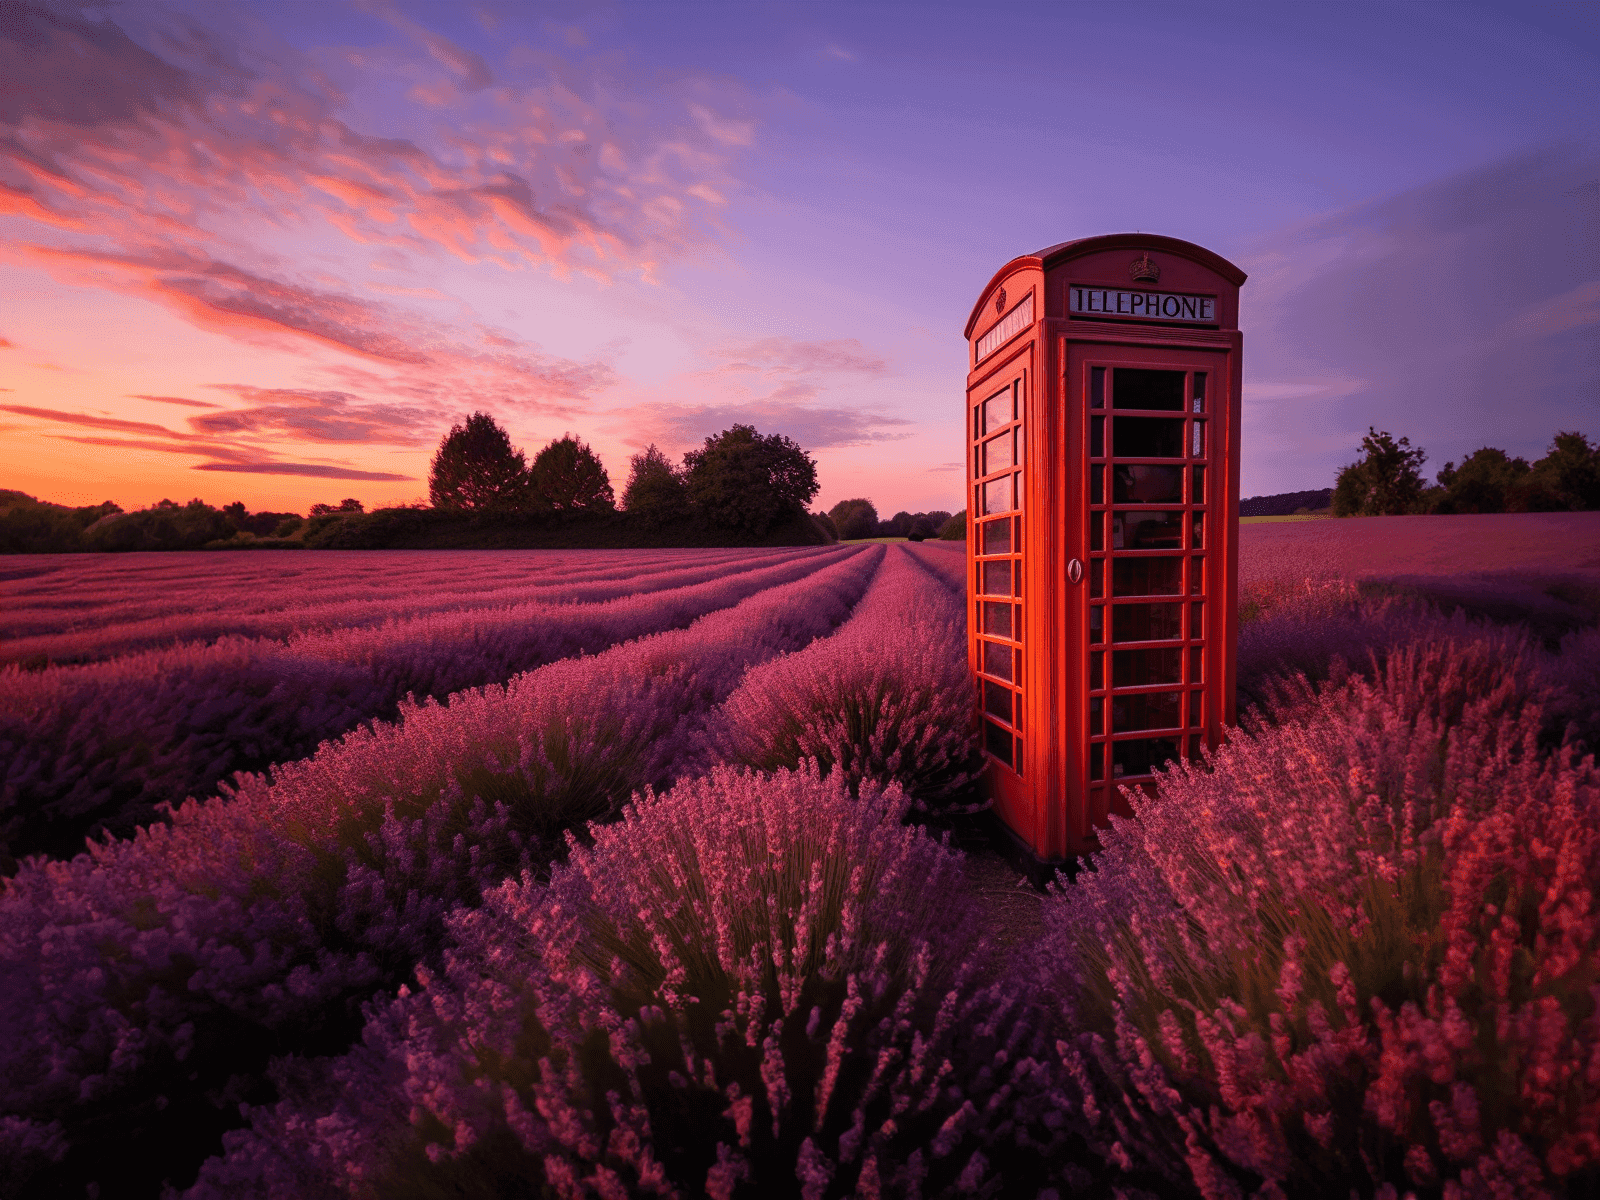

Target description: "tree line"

left=429, top=413, right=821, bottom=538
left=818, top=497, right=962, bottom=541
left=1333, top=428, right=1599, bottom=516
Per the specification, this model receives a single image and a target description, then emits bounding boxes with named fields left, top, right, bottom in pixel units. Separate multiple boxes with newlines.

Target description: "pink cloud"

left=719, top=336, right=888, bottom=375
left=190, top=387, right=437, bottom=445
left=130, top=394, right=225, bottom=409
left=0, top=404, right=187, bottom=438
left=192, top=461, right=413, bottom=481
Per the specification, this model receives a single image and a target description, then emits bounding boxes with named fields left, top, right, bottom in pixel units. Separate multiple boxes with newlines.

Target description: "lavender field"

left=3, top=531, right=1599, bottom=1200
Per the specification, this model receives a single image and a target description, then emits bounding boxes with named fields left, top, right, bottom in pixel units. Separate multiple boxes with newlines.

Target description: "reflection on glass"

left=1112, top=647, right=1183, bottom=686
left=983, top=601, right=1013, bottom=639
left=1112, top=603, right=1183, bottom=642
left=1016, top=426, right=1024, bottom=467
left=983, top=389, right=1011, bottom=435
left=985, top=719, right=1013, bottom=767
left=1089, top=605, right=1103, bottom=644
left=1192, top=421, right=1205, bottom=458
left=1191, top=464, right=1206, bottom=505
left=1112, top=557, right=1183, bottom=595
left=1089, top=742, right=1103, bottom=781
left=1091, top=366, right=1105, bottom=409
left=1091, top=557, right=1104, bottom=598
left=1192, top=512, right=1204, bottom=549
left=1112, top=736, right=1180, bottom=778
left=1113, top=464, right=1183, bottom=504
left=1190, top=557, right=1204, bottom=595
left=1113, top=368, right=1185, bottom=411
left=983, top=431, right=1014, bottom=475
left=983, top=679, right=1013, bottom=725
left=1112, top=691, right=1181, bottom=732
left=1091, top=416, right=1104, bottom=458
left=1091, top=464, right=1104, bottom=505
left=982, top=475, right=1013, bottom=515
left=1113, top=416, right=1183, bottom=458
left=982, top=517, right=1011, bottom=555
left=1193, top=373, right=1206, bottom=413
left=1113, top=511, right=1183, bottom=550
left=981, top=560, right=1013, bottom=596
left=982, top=639, right=1013, bottom=681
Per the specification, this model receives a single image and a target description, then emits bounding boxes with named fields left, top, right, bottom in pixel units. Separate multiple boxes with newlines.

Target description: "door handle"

left=1067, top=558, right=1083, bottom=584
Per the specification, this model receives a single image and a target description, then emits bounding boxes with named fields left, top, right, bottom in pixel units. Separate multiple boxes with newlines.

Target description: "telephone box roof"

left=963, top=233, right=1248, bottom=338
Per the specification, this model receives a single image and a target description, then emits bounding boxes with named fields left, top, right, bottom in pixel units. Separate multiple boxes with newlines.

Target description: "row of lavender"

left=0, top=547, right=844, bottom=862
left=5, top=549, right=1598, bottom=1197
left=180, top=569, right=1600, bottom=1200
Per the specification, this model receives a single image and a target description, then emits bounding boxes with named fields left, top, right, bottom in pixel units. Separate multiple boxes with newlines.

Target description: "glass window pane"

left=1111, top=691, right=1182, bottom=732
left=1089, top=695, right=1102, bottom=735
left=1091, top=366, right=1106, bottom=409
left=1113, top=417, right=1184, bottom=459
left=1190, top=689, right=1204, bottom=728
left=1090, top=557, right=1104, bottom=598
left=1091, top=415, right=1104, bottom=458
left=1191, top=512, right=1204, bottom=549
left=983, top=679, right=1014, bottom=725
left=983, top=600, right=1013, bottom=639
left=981, top=517, right=1011, bottom=555
left=1193, top=372, right=1206, bottom=413
left=1190, top=557, right=1204, bottom=595
left=1112, top=647, right=1183, bottom=686
left=981, top=559, right=1013, bottom=596
left=1113, top=368, right=1185, bottom=411
left=1111, top=557, right=1183, bottom=596
left=1013, top=471, right=1023, bottom=511
left=984, top=719, right=1014, bottom=767
left=1113, top=511, right=1183, bottom=550
left=1189, top=601, right=1204, bottom=639
left=1090, top=512, right=1103, bottom=552
left=1015, top=426, right=1023, bottom=467
left=1191, top=464, right=1206, bottom=505
left=983, top=431, right=1014, bottom=475
left=1090, top=651, right=1103, bottom=691
left=1089, top=742, right=1103, bottom=781
left=1112, top=603, right=1183, bottom=642
left=984, top=390, right=1011, bottom=434
left=1112, top=736, right=1180, bottom=778
left=1113, top=464, right=1183, bottom=504
left=1190, top=645, right=1204, bottom=683
left=1089, top=604, right=1103, bottom=644
left=982, top=475, right=1013, bottom=515
left=1091, top=463, right=1104, bottom=506
left=1014, top=738, right=1023, bottom=777
left=1189, top=734, right=1202, bottom=760
left=1192, top=421, right=1205, bottom=458
left=982, top=639, right=1013, bottom=681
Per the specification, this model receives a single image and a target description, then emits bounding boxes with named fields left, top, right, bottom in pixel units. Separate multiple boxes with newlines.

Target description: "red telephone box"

left=963, top=233, right=1246, bottom=860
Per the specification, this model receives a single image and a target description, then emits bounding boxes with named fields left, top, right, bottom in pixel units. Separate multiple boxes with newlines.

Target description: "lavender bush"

left=1, top=547, right=848, bottom=862
left=1035, top=632, right=1600, bottom=1198
left=187, top=766, right=1082, bottom=1199
left=706, top=546, right=981, bottom=807
left=0, top=549, right=881, bottom=1198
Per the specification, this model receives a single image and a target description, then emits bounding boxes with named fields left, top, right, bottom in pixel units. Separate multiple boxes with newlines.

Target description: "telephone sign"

left=963, top=233, right=1246, bottom=860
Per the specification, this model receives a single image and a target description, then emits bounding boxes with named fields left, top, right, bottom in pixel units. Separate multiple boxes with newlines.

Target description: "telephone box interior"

left=964, top=233, right=1246, bottom=861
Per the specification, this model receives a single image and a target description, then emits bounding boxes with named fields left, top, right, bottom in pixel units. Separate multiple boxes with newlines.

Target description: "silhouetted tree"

left=906, top=515, right=937, bottom=541
left=620, top=443, right=686, bottom=526
left=529, top=434, right=614, bottom=511
left=1529, top=430, right=1600, bottom=510
left=1333, top=428, right=1428, bottom=516
left=828, top=498, right=878, bottom=541
left=938, top=510, right=967, bottom=540
left=1433, top=448, right=1530, bottom=514
left=429, top=412, right=530, bottom=511
left=309, top=498, right=364, bottom=516
left=684, top=424, right=819, bottom=535
left=926, top=510, right=952, bottom=531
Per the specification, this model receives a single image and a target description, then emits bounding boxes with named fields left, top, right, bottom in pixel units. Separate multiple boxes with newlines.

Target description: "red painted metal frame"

left=965, top=234, right=1246, bottom=861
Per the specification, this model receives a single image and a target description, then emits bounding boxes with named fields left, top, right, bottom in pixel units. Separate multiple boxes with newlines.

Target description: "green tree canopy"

left=1332, top=428, right=1429, bottom=516
left=1433, top=447, right=1531, bottom=514
left=684, top=424, right=819, bottom=535
left=619, top=443, right=686, bottom=526
left=938, top=510, right=967, bottom=540
left=429, top=412, right=530, bottom=511
left=828, top=497, right=878, bottom=540
left=529, top=434, right=615, bottom=511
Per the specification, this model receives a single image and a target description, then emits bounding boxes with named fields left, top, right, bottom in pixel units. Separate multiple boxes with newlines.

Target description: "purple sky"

left=1, top=0, right=1595, bottom=516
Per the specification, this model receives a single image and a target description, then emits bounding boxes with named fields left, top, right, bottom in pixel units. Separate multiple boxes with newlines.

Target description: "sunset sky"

left=1, top=0, right=1595, bottom=518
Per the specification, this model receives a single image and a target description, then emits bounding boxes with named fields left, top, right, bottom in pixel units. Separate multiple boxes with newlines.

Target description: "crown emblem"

left=995, top=287, right=1007, bottom=314
left=1130, top=254, right=1160, bottom=283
